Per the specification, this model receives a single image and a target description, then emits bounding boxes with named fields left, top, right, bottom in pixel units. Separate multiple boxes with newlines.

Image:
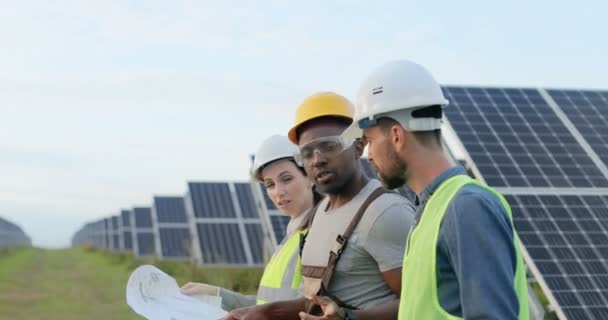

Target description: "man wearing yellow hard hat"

left=224, top=92, right=415, bottom=320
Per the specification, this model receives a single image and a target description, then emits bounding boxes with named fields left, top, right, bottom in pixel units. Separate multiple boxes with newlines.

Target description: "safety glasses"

left=294, top=135, right=355, bottom=166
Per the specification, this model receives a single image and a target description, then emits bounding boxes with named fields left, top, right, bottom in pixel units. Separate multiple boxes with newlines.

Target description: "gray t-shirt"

left=301, top=179, right=415, bottom=309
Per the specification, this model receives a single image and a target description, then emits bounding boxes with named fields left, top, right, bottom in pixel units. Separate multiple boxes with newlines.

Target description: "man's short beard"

left=378, top=146, right=407, bottom=190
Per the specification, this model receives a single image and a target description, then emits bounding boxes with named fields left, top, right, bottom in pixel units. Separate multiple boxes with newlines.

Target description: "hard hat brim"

left=341, top=123, right=363, bottom=141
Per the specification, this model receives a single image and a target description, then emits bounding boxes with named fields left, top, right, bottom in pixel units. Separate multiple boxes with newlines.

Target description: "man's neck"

left=327, top=173, right=369, bottom=210
left=407, top=150, right=452, bottom=195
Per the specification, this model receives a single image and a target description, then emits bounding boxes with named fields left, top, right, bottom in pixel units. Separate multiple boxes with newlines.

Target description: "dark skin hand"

left=223, top=298, right=308, bottom=320
left=298, top=296, right=346, bottom=320
left=297, top=268, right=401, bottom=320
left=298, top=297, right=400, bottom=320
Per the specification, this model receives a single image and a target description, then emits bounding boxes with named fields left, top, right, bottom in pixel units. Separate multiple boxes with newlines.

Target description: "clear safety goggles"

left=294, top=135, right=356, bottom=166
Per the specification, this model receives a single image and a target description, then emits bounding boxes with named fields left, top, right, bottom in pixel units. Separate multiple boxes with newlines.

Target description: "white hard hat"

left=353, top=59, right=449, bottom=132
left=250, top=135, right=299, bottom=181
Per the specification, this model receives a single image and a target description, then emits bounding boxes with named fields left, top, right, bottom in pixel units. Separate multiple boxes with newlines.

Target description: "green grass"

left=93, top=247, right=264, bottom=294
left=0, top=247, right=263, bottom=319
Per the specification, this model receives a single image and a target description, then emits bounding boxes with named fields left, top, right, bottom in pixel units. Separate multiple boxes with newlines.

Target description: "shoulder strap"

left=340, top=187, right=386, bottom=245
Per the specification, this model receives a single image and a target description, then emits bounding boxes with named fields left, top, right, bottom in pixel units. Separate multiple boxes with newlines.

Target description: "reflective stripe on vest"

left=256, top=229, right=305, bottom=305
left=398, top=175, right=529, bottom=320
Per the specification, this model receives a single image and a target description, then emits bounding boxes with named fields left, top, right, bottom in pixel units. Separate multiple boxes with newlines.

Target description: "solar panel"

left=445, top=86, right=608, bottom=320
left=121, top=210, right=131, bottom=227
left=133, top=207, right=153, bottom=228
left=270, top=215, right=289, bottom=243
left=153, top=197, right=192, bottom=259
left=154, top=196, right=188, bottom=223
left=195, top=223, right=248, bottom=264
left=159, top=228, right=191, bottom=258
left=506, top=194, right=608, bottom=319
left=130, top=207, right=155, bottom=257
left=110, top=215, right=122, bottom=251
left=188, top=182, right=237, bottom=218
left=104, top=218, right=111, bottom=249
left=244, top=223, right=264, bottom=264
left=111, top=216, right=119, bottom=229
left=548, top=89, right=608, bottom=168
left=113, top=234, right=120, bottom=251
left=120, top=210, right=133, bottom=251
left=444, top=86, right=608, bottom=188
left=186, top=182, right=262, bottom=265
left=234, top=183, right=258, bottom=218
left=137, top=232, right=156, bottom=256
left=123, top=231, right=133, bottom=250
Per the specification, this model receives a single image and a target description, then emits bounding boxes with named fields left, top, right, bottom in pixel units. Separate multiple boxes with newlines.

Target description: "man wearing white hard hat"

left=304, top=60, right=530, bottom=320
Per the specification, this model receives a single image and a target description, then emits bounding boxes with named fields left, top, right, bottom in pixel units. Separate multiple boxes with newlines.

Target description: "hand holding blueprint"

left=126, top=265, right=227, bottom=320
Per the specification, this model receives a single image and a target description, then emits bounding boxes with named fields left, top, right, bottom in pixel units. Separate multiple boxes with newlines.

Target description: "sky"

left=1, top=0, right=607, bottom=248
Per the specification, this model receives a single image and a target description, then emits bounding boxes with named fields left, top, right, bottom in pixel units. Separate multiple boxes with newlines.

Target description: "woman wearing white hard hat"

left=181, top=134, right=322, bottom=310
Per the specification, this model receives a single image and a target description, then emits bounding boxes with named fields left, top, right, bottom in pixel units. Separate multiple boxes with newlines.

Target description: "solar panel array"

left=444, top=86, right=608, bottom=320
left=72, top=183, right=268, bottom=266
left=0, top=216, right=31, bottom=248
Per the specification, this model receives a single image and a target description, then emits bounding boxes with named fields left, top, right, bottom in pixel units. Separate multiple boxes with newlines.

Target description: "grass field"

left=0, top=247, right=263, bottom=320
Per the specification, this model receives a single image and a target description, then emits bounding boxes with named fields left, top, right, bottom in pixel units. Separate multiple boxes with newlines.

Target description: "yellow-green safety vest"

left=256, top=228, right=305, bottom=305
left=398, top=175, right=529, bottom=320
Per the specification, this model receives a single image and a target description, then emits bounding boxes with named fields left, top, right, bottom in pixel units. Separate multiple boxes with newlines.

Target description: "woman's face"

left=261, top=159, right=314, bottom=217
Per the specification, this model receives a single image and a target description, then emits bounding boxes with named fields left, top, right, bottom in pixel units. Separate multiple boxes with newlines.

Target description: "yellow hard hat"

left=288, top=92, right=355, bottom=144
